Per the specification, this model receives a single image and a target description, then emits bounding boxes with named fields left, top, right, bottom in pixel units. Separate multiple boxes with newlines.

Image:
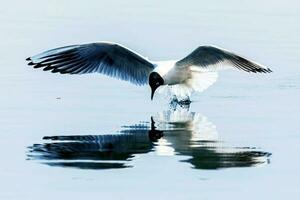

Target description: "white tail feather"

left=157, top=71, right=218, bottom=100
left=186, top=71, right=218, bottom=93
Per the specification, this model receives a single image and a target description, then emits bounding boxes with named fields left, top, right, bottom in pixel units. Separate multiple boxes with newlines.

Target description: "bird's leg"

left=169, top=96, right=179, bottom=111
left=168, top=96, right=191, bottom=110
left=178, top=97, right=191, bottom=110
left=178, top=97, right=191, bottom=105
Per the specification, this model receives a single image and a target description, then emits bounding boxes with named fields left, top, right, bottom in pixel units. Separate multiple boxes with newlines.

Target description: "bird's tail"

left=186, top=71, right=219, bottom=93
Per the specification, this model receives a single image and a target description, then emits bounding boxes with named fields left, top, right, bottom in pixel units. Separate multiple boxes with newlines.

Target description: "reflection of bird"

left=27, top=42, right=272, bottom=102
left=28, top=108, right=271, bottom=170
left=155, top=109, right=218, bottom=140
left=154, top=108, right=271, bottom=169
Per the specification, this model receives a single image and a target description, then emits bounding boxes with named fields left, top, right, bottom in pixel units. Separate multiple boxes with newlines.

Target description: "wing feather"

left=176, top=46, right=272, bottom=73
left=27, top=42, right=155, bottom=85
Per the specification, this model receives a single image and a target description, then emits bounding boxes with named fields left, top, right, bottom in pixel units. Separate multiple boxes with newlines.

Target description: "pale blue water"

left=0, top=0, right=300, bottom=199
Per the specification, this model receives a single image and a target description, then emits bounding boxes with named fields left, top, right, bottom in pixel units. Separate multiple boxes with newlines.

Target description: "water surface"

left=0, top=0, right=299, bottom=199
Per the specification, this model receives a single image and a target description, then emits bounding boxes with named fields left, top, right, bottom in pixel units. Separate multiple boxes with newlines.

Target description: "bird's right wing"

left=27, top=42, right=155, bottom=85
left=175, top=45, right=272, bottom=73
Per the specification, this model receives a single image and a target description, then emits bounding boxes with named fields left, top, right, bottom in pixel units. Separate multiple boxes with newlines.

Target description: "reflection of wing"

left=28, top=125, right=154, bottom=170
left=182, top=147, right=271, bottom=170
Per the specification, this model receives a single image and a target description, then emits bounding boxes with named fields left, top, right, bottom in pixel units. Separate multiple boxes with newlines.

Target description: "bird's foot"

left=169, top=96, right=191, bottom=110
left=178, top=99, right=191, bottom=105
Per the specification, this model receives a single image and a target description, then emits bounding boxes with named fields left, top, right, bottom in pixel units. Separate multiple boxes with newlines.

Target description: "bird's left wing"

left=27, top=42, right=155, bottom=85
left=175, top=45, right=272, bottom=73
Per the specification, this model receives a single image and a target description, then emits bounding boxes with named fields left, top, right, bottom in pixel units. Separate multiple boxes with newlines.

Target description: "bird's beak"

left=151, top=86, right=158, bottom=100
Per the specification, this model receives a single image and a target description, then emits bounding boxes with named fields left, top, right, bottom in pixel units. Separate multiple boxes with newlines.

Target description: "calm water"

left=0, top=1, right=300, bottom=199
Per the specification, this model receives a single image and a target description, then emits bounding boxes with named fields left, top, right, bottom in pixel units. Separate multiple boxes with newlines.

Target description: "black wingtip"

left=43, top=136, right=58, bottom=140
left=249, top=68, right=273, bottom=74
left=26, top=57, right=31, bottom=61
left=261, top=68, right=273, bottom=73
left=43, top=65, right=54, bottom=71
left=33, top=63, right=42, bottom=68
left=28, top=61, right=35, bottom=66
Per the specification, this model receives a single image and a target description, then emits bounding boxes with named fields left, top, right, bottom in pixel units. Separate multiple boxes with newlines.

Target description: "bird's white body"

left=153, top=60, right=218, bottom=100
left=154, top=60, right=184, bottom=85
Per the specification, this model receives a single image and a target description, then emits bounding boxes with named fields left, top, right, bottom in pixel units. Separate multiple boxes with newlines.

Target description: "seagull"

left=26, top=42, right=272, bottom=103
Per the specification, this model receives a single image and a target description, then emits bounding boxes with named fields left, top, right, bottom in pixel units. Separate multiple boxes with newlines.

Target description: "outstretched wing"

left=175, top=45, right=272, bottom=73
left=26, top=42, right=155, bottom=85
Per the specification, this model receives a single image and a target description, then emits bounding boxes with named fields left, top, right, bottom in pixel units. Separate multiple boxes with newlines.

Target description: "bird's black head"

left=149, top=72, right=164, bottom=100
